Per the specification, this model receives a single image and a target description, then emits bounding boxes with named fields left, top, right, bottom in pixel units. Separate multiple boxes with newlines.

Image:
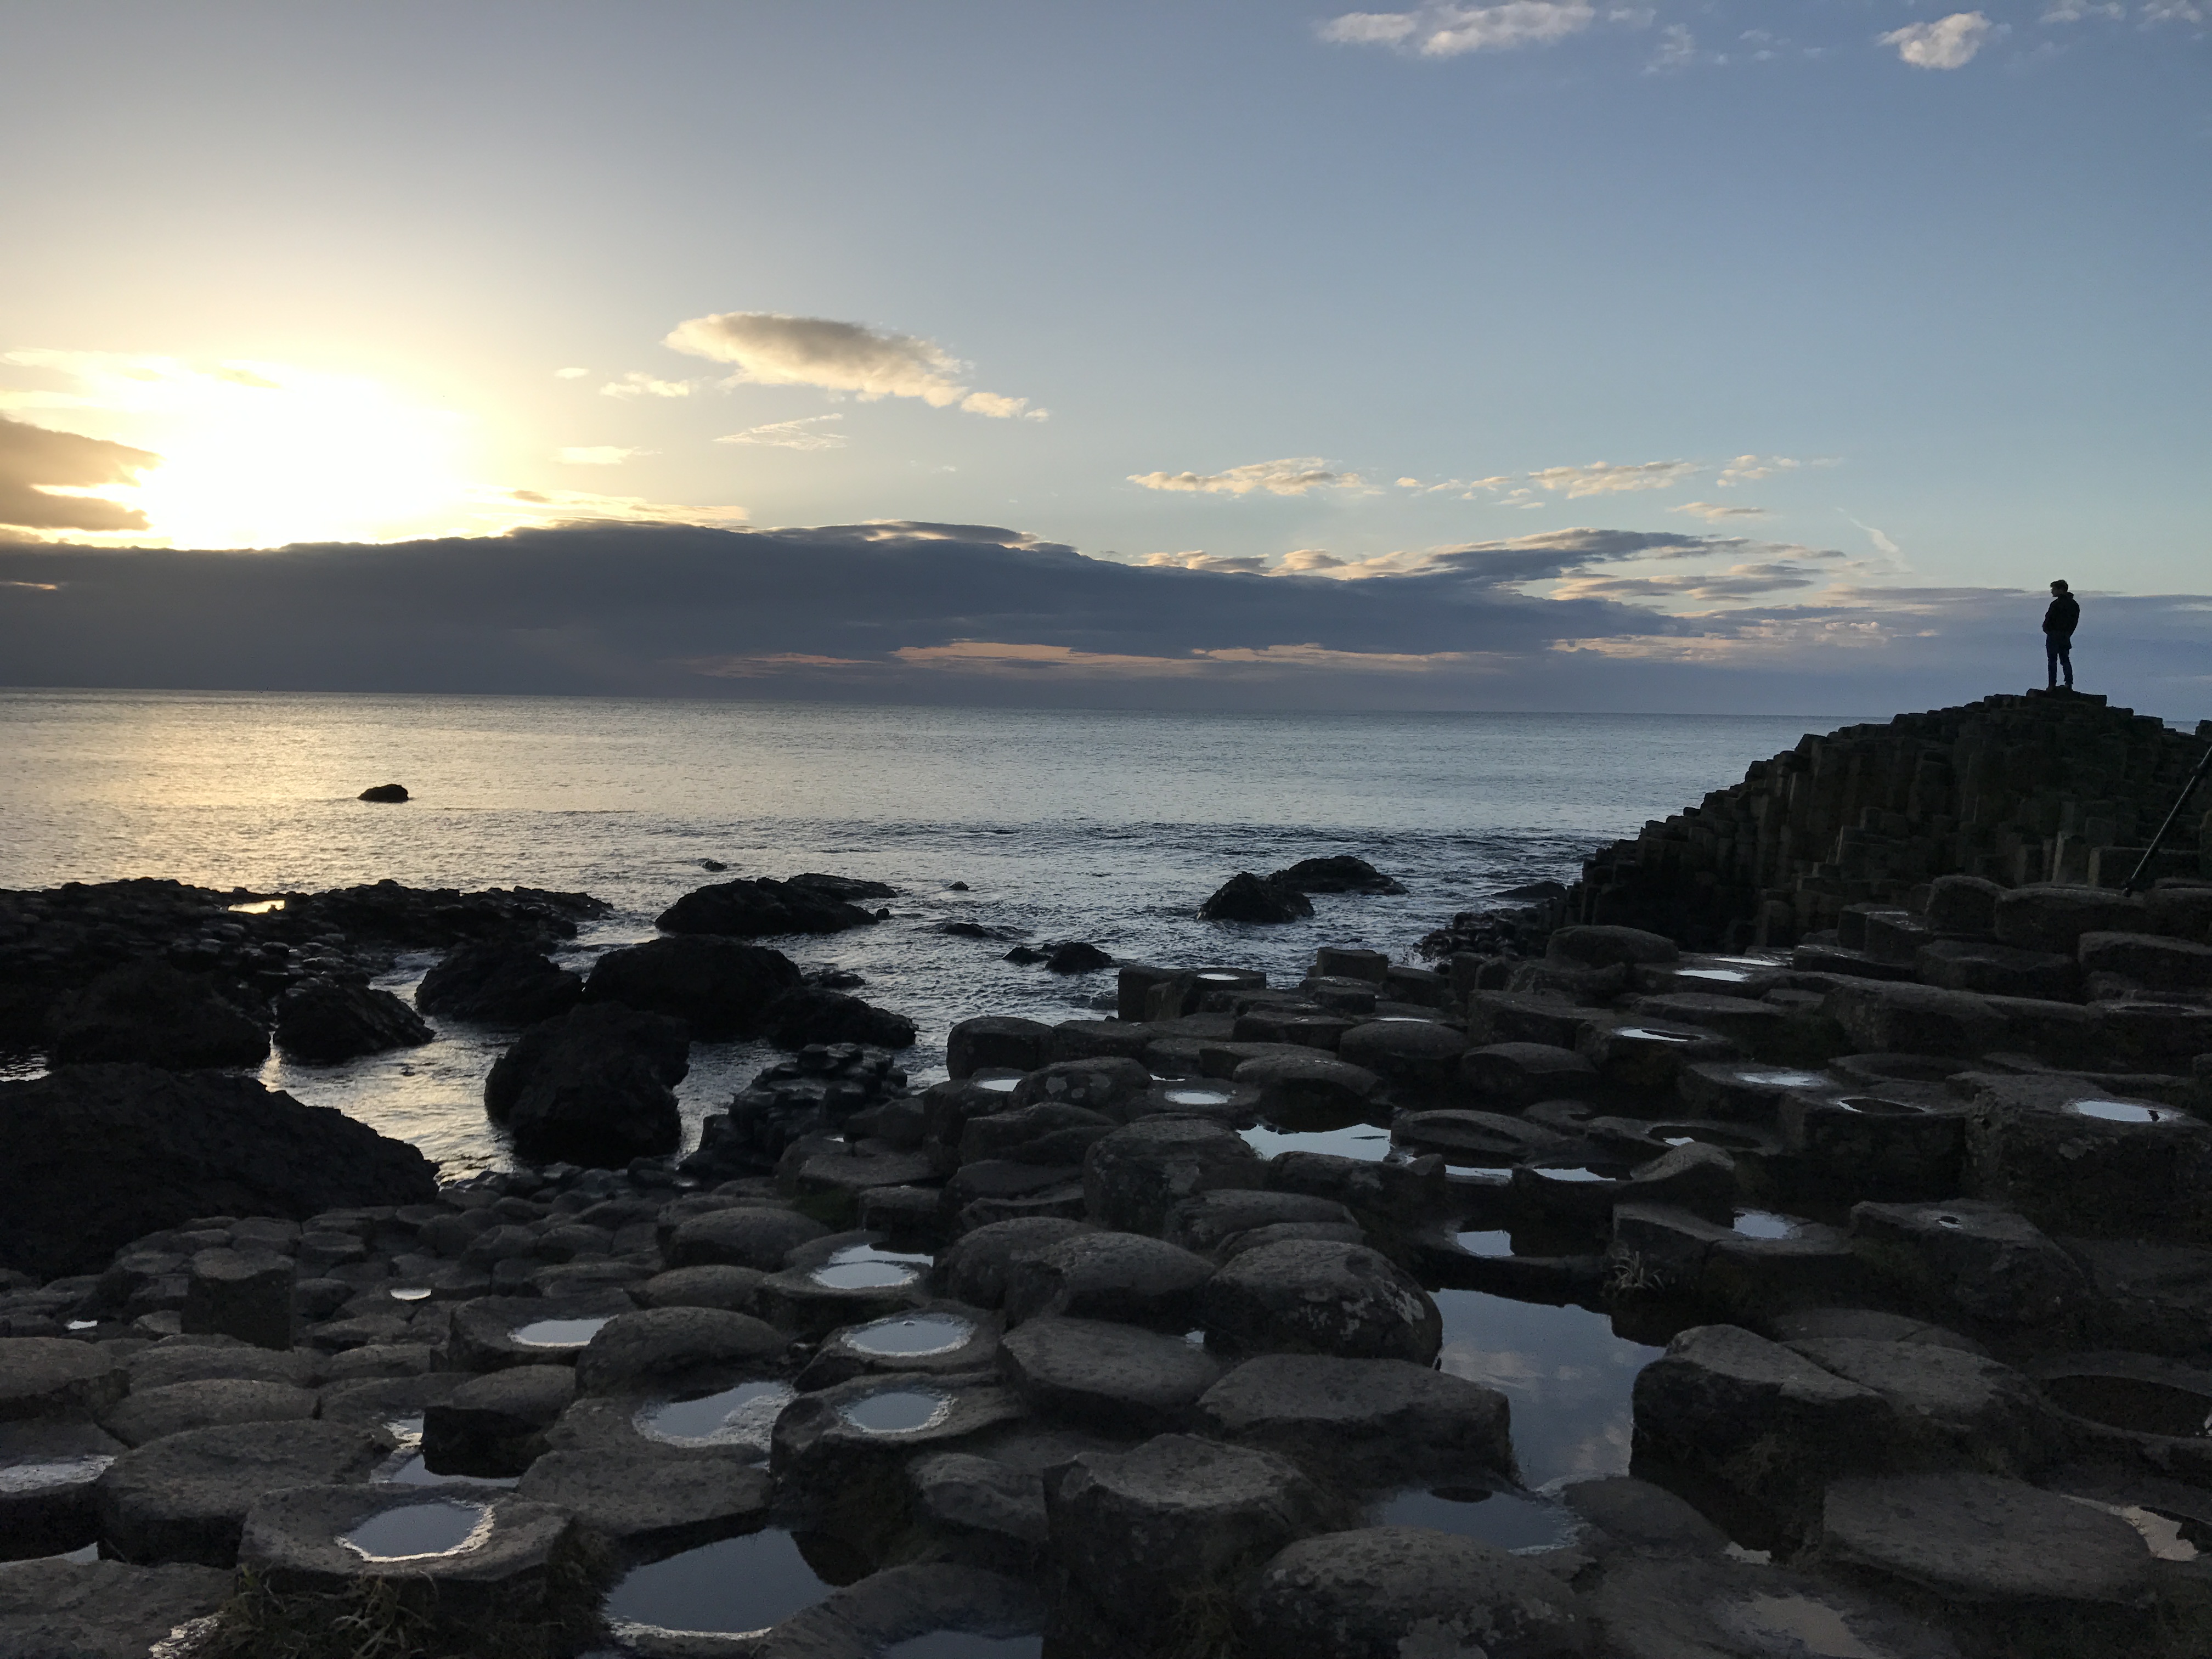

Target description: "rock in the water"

left=1242, top=1526, right=1584, bottom=1659
left=1046, top=1433, right=1335, bottom=1638
left=1265, top=855, right=1407, bottom=895
left=657, top=876, right=881, bottom=938
left=94, top=1419, right=393, bottom=1566
left=581, top=934, right=802, bottom=1039
left=759, top=987, right=917, bottom=1049
left=1202, top=1240, right=1442, bottom=1363
left=482, top=1002, right=689, bottom=1166
left=1199, top=873, right=1314, bottom=924
left=272, top=977, right=432, bottom=1062
left=1045, top=941, right=1115, bottom=974
left=0, top=1065, right=437, bottom=1280
left=356, top=783, right=409, bottom=802
left=46, top=962, right=268, bottom=1069
left=415, top=940, right=583, bottom=1025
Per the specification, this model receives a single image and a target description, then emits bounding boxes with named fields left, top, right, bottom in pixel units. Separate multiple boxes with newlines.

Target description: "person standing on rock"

left=2043, top=579, right=2079, bottom=691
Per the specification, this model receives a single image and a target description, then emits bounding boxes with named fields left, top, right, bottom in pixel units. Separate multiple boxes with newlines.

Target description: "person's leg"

left=2058, top=636, right=2073, bottom=689
left=2046, top=634, right=2059, bottom=689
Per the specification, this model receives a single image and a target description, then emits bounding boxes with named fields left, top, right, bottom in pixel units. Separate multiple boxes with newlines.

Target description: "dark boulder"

left=656, top=876, right=880, bottom=938
left=788, top=872, right=899, bottom=901
left=415, top=940, right=582, bottom=1025
left=356, top=783, right=409, bottom=803
left=0, top=1064, right=437, bottom=1280
left=1264, top=856, right=1407, bottom=896
left=582, top=935, right=802, bottom=1039
left=1046, top=941, right=1115, bottom=974
left=1200, top=873, right=1314, bottom=924
left=272, top=978, right=432, bottom=1062
left=46, top=963, right=268, bottom=1069
left=276, top=881, right=606, bottom=950
left=759, top=988, right=917, bottom=1050
left=483, top=1003, right=689, bottom=1167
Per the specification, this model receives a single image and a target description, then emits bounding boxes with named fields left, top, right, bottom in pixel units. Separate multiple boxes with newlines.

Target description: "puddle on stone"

left=1739, top=1070, right=1829, bottom=1089
left=1676, top=968, right=1753, bottom=984
left=1713, top=1594, right=1887, bottom=1659
left=229, top=899, right=286, bottom=915
left=340, top=1498, right=489, bottom=1561
left=1182, top=1328, right=1207, bottom=1346
left=810, top=1243, right=931, bottom=1290
left=636, top=1381, right=796, bottom=1448
left=1654, top=1125, right=1763, bottom=1152
left=1612, top=1028, right=1700, bottom=1044
left=880, top=1635, right=1044, bottom=1659
left=844, top=1314, right=975, bottom=1358
left=1374, top=1486, right=1574, bottom=1553
left=1164, top=1086, right=1231, bottom=1107
left=603, top=1529, right=833, bottom=1636
left=1242, top=1123, right=1393, bottom=1161
left=64, top=1319, right=98, bottom=1332
left=975, top=1077, right=1020, bottom=1094
left=374, top=1452, right=518, bottom=1488
left=1433, top=1289, right=1665, bottom=1487
left=1732, top=1211, right=1799, bottom=1241
left=1531, top=1167, right=1614, bottom=1184
left=388, top=1286, right=432, bottom=1302
left=386, top=1415, right=424, bottom=1441
left=0, top=1455, right=114, bottom=1494
left=510, top=1316, right=611, bottom=1348
left=838, top=1387, right=953, bottom=1435
left=1455, top=1230, right=1513, bottom=1258
left=2067, top=1099, right=2175, bottom=1124
left=1197, top=972, right=1245, bottom=982
left=1932, top=1214, right=1965, bottom=1229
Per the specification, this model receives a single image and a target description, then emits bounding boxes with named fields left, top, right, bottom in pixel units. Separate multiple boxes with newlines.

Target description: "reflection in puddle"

left=1432, top=1289, right=1664, bottom=1487
left=1732, top=1211, right=1798, bottom=1240
left=603, top=1530, right=832, bottom=1636
left=2068, top=1099, right=2175, bottom=1124
left=229, top=898, right=286, bottom=915
left=511, top=1317, right=611, bottom=1348
left=1455, top=1231, right=1512, bottom=1258
left=636, top=1381, right=795, bottom=1448
left=1531, top=1167, right=1613, bottom=1184
left=1165, top=1087, right=1231, bottom=1107
left=1374, top=1486, right=1573, bottom=1553
left=388, top=1286, right=432, bottom=1302
left=1242, top=1123, right=1393, bottom=1161
left=1611, top=1028, right=1700, bottom=1044
left=1740, top=1070, right=1827, bottom=1089
left=340, top=1498, right=489, bottom=1561
left=838, top=1387, right=952, bottom=1435
left=880, top=1637, right=1043, bottom=1659
left=1676, top=968, right=1752, bottom=983
left=1714, top=1594, right=1890, bottom=1659
left=810, top=1244, right=930, bottom=1290
left=975, top=1077, right=1020, bottom=1094
left=844, top=1314, right=974, bottom=1357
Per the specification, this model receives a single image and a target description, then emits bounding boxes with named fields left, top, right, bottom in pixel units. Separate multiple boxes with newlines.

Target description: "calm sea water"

left=0, top=689, right=1857, bottom=1173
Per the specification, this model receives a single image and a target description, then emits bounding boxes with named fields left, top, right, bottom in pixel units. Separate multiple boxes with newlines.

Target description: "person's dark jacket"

left=2044, top=594, right=2080, bottom=637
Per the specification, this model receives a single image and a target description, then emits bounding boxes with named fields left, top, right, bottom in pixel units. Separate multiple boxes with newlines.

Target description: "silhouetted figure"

left=2044, top=579, right=2078, bottom=690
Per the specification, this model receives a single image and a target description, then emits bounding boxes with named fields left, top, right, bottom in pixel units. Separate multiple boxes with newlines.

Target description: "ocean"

left=0, top=688, right=1858, bottom=1174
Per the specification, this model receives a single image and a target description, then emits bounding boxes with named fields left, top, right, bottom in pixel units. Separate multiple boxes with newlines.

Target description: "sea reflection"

left=1431, top=1289, right=1664, bottom=1487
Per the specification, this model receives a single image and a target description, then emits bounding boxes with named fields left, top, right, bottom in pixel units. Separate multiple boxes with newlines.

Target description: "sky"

left=1, top=1, right=2205, bottom=715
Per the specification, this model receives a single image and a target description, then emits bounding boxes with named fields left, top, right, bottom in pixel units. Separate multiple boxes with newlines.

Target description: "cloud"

left=1127, top=458, right=1363, bottom=497
left=1527, top=460, right=1699, bottom=498
left=664, top=311, right=1043, bottom=420
left=1838, top=511, right=1902, bottom=558
left=2042, top=1, right=2125, bottom=18
left=478, top=488, right=747, bottom=528
left=715, top=415, right=848, bottom=451
left=1320, top=3, right=1597, bottom=56
left=1551, top=560, right=1831, bottom=601
left=1881, top=13, right=2001, bottom=67
left=1136, top=550, right=1272, bottom=574
left=556, top=446, right=650, bottom=466
left=0, top=415, right=160, bottom=533
left=1671, top=500, right=1774, bottom=522
left=553, top=366, right=590, bottom=380
left=599, top=373, right=695, bottom=400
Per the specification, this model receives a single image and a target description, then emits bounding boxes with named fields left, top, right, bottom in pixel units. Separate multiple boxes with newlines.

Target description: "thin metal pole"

left=2124, top=741, right=2212, bottom=894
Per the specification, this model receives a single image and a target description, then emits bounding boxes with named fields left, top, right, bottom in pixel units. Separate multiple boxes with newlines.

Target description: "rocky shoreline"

left=5, top=692, right=2212, bottom=1657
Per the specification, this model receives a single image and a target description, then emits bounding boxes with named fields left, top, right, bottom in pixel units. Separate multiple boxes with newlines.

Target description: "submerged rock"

left=657, top=876, right=881, bottom=938
left=582, top=934, right=802, bottom=1039
left=355, top=783, right=409, bottom=802
left=414, top=939, right=583, bottom=1025
left=482, top=1002, right=688, bottom=1167
left=272, top=977, right=432, bottom=1062
left=1200, top=873, right=1314, bottom=924
left=1265, top=855, right=1407, bottom=895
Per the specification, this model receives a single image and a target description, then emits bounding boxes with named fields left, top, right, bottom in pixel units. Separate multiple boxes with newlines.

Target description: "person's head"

left=2050, top=580, right=2070, bottom=595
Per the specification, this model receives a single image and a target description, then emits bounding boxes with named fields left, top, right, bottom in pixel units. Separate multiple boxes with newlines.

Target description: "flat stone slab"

left=934, top=1218, right=1098, bottom=1308
left=94, top=1418, right=394, bottom=1566
left=573, top=1307, right=788, bottom=1396
left=515, top=1445, right=771, bottom=1553
left=1197, top=1353, right=1513, bottom=1484
left=771, top=1374, right=1026, bottom=1496
left=0, top=1417, right=125, bottom=1559
left=125, top=1340, right=320, bottom=1392
left=1200, top=1239, right=1441, bottom=1364
left=1002, top=1232, right=1214, bottom=1330
left=444, top=1290, right=640, bottom=1372
left=751, top=1562, right=1045, bottom=1659
left=1820, top=1470, right=2155, bottom=1609
left=997, top=1317, right=1222, bottom=1431
left=99, top=1378, right=320, bottom=1448
left=0, top=1339, right=129, bottom=1422
left=0, top=1557, right=230, bottom=1659
left=239, top=1481, right=574, bottom=1606
left=1242, top=1525, right=1585, bottom=1659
